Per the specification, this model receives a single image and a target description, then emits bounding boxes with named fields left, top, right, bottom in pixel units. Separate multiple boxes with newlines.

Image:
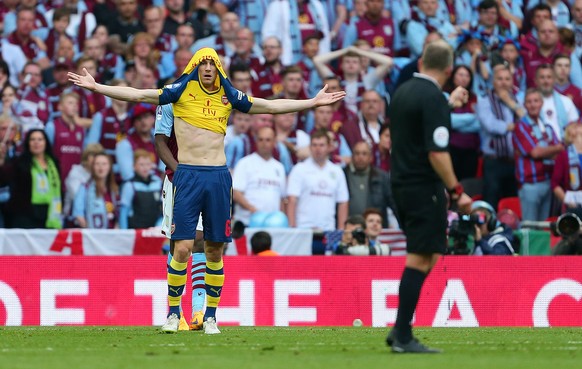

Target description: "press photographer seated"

left=471, top=201, right=516, bottom=256
left=335, top=215, right=390, bottom=256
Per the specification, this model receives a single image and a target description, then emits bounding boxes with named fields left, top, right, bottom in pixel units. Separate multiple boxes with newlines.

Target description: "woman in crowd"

left=0, top=129, right=62, bottom=229
left=374, top=124, right=391, bottom=172
left=72, top=152, right=119, bottom=229
left=444, top=65, right=481, bottom=181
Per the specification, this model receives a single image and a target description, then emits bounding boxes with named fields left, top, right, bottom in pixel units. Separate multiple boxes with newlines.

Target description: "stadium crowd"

left=2, top=0, right=582, bottom=244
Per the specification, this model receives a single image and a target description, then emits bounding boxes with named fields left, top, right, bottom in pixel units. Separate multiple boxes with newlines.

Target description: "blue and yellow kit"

left=157, top=48, right=254, bottom=134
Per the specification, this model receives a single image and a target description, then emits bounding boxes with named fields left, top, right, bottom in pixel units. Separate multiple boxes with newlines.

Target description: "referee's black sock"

left=394, top=267, right=427, bottom=343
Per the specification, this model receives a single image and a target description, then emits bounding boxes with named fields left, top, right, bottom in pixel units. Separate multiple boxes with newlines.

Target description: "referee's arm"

left=428, top=151, right=472, bottom=213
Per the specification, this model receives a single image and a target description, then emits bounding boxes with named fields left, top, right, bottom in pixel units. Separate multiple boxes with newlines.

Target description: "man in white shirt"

left=232, top=126, right=287, bottom=225
left=287, top=129, right=349, bottom=230
left=535, top=63, right=579, bottom=140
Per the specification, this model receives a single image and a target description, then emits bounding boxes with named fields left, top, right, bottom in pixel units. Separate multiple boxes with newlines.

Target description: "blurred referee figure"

left=388, top=40, right=472, bottom=353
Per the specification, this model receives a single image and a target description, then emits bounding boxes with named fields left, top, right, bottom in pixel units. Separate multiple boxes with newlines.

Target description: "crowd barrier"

left=0, top=228, right=553, bottom=255
left=1, top=256, right=581, bottom=327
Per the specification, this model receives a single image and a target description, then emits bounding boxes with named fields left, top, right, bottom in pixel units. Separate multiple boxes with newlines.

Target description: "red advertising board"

left=1, top=256, right=581, bottom=327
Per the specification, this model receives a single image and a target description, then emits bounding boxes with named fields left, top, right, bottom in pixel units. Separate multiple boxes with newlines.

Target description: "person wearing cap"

left=471, top=200, right=516, bottom=255
left=115, top=103, right=158, bottom=181
left=68, top=47, right=345, bottom=334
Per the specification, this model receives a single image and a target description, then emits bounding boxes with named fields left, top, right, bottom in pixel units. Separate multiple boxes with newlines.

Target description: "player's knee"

left=174, top=240, right=194, bottom=261
left=205, top=241, right=225, bottom=262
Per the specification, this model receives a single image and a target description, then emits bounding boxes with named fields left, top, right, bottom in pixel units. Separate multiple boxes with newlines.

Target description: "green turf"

left=1, top=327, right=581, bottom=369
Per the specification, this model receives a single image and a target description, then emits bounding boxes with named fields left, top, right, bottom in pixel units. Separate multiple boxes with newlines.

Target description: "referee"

left=387, top=40, right=472, bottom=353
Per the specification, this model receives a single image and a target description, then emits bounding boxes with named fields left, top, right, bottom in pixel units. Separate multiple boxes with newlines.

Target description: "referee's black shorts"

left=392, top=182, right=448, bottom=254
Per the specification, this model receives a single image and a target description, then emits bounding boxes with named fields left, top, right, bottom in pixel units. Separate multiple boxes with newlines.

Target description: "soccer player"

left=68, top=47, right=345, bottom=334
left=155, top=104, right=206, bottom=331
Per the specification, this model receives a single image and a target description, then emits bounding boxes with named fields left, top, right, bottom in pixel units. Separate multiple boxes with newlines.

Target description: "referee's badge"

left=433, top=126, right=449, bottom=148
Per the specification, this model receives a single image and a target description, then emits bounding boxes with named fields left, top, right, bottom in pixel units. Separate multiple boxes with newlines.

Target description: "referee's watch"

left=447, top=183, right=464, bottom=201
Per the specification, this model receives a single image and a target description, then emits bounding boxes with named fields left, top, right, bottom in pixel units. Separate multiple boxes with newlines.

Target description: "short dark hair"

left=251, top=231, right=272, bottom=254
left=553, top=53, right=570, bottom=66
left=422, top=40, right=453, bottom=71
left=229, top=63, right=251, bottom=78
left=525, top=87, right=543, bottom=99
left=310, top=128, right=331, bottom=144
left=478, top=0, right=499, bottom=12
left=345, top=215, right=366, bottom=229
left=53, top=7, right=70, bottom=22
left=363, top=208, right=384, bottom=222
left=535, top=63, right=553, bottom=76
left=281, top=66, right=303, bottom=78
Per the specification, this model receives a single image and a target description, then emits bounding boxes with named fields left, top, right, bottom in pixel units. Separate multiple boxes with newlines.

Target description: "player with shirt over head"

left=155, top=103, right=206, bottom=331
left=68, top=47, right=346, bottom=334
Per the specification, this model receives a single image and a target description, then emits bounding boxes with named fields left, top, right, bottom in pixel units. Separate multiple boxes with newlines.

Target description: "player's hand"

left=313, top=84, right=347, bottom=107
left=68, top=68, right=97, bottom=91
left=456, top=193, right=472, bottom=214
left=448, top=86, right=468, bottom=108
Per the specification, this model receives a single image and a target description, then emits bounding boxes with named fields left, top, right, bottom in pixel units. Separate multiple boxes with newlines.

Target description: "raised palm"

left=67, top=68, right=97, bottom=91
left=314, top=84, right=347, bottom=107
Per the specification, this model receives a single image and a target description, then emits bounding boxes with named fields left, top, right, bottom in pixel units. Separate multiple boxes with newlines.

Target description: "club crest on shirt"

left=433, top=126, right=449, bottom=148
left=221, top=95, right=229, bottom=105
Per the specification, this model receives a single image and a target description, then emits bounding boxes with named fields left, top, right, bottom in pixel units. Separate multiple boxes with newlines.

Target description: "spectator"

left=406, top=0, right=458, bottom=58
left=225, top=27, right=262, bottom=75
left=0, top=129, right=62, bottom=229
left=262, top=0, right=331, bottom=65
left=374, top=124, right=391, bottom=172
left=190, top=0, right=220, bottom=41
left=496, top=0, right=524, bottom=34
left=94, top=0, right=144, bottom=44
left=233, top=126, right=287, bottom=226
left=471, top=200, right=516, bottom=255
left=83, top=37, right=124, bottom=84
left=163, top=0, right=188, bottom=36
left=553, top=54, right=582, bottom=114
left=250, top=231, right=279, bottom=256
left=272, top=66, right=310, bottom=131
left=0, top=115, right=18, bottom=227
left=0, top=60, right=9, bottom=92
left=334, top=214, right=390, bottom=255
left=322, top=76, right=360, bottom=149
left=15, top=62, right=50, bottom=134
left=395, top=31, right=442, bottom=89
left=144, top=6, right=174, bottom=54
left=444, top=65, right=481, bottom=181
left=519, top=3, right=551, bottom=54
left=72, top=56, right=108, bottom=122
left=536, top=63, right=579, bottom=140
left=454, top=31, right=490, bottom=96
left=498, top=39, right=526, bottom=95
left=472, top=0, right=519, bottom=53
left=313, top=46, right=392, bottom=116
left=192, top=12, right=240, bottom=57
left=225, top=110, right=252, bottom=147
left=522, top=19, right=561, bottom=89
left=116, top=103, right=158, bottom=181
left=214, top=0, right=269, bottom=45
left=46, top=0, right=97, bottom=50
left=45, top=57, right=74, bottom=121
left=552, top=122, right=582, bottom=214
left=572, top=0, right=582, bottom=64
left=0, top=85, right=19, bottom=119
left=160, top=48, right=194, bottom=88
left=119, top=149, right=163, bottom=229
left=297, top=31, right=324, bottom=98
left=253, top=36, right=285, bottom=98
left=85, top=79, right=131, bottom=165
left=42, top=7, right=73, bottom=61
left=125, top=32, right=165, bottom=81
left=63, top=143, right=104, bottom=224
left=363, top=207, right=391, bottom=253
left=357, top=90, right=385, bottom=147
left=344, top=141, right=395, bottom=228
left=274, top=111, right=310, bottom=163
left=72, top=153, right=119, bottom=229
left=175, top=23, right=197, bottom=51
left=45, top=92, right=85, bottom=184
left=343, top=0, right=399, bottom=57
left=477, top=65, right=522, bottom=209
left=229, top=63, right=254, bottom=96
left=2, top=8, right=51, bottom=83
left=513, top=88, right=564, bottom=221
left=311, top=105, right=352, bottom=167
left=287, top=129, right=349, bottom=230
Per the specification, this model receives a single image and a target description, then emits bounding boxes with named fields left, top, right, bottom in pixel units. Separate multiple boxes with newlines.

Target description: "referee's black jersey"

left=389, top=74, right=451, bottom=187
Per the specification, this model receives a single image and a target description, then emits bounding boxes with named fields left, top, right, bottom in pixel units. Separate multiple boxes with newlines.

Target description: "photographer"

left=334, top=215, right=390, bottom=255
left=472, top=201, right=516, bottom=256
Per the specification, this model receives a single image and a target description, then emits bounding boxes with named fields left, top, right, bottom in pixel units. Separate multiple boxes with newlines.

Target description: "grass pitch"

left=1, top=327, right=580, bottom=369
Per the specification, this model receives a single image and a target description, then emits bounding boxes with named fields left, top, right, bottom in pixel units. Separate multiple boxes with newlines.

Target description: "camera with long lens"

left=550, top=213, right=582, bottom=237
left=447, top=213, right=487, bottom=255
left=351, top=228, right=367, bottom=245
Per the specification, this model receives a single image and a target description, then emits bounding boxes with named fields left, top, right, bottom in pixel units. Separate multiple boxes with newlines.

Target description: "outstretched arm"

left=248, top=85, right=346, bottom=114
left=68, top=68, right=160, bottom=104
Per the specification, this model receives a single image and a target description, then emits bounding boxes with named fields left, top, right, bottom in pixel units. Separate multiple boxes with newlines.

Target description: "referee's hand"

left=456, top=193, right=472, bottom=214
